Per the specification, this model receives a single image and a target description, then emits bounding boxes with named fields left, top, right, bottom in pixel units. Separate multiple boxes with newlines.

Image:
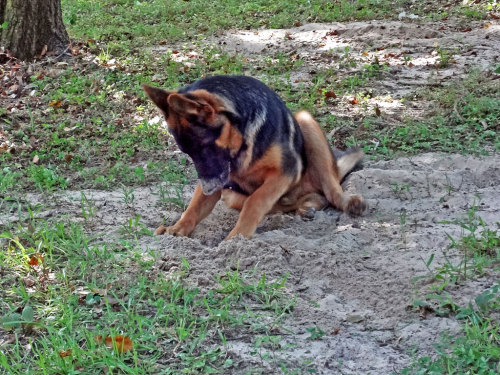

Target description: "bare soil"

left=5, top=151, right=499, bottom=374
left=212, top=19, right=500, bottom=115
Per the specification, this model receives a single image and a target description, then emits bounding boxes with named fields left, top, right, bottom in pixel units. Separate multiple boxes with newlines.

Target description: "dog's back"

left=179, top=75, right=305, bottom=179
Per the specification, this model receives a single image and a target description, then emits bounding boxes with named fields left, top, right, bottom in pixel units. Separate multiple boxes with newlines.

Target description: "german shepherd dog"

left=143, top=75, right=366, bottom=240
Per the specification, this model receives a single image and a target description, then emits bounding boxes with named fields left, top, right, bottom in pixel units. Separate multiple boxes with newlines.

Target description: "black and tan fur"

left=143, top=75, right=366, bottom=240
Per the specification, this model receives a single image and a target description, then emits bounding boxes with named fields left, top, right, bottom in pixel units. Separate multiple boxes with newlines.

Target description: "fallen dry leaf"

left=384, top=53, right=401, bottom=58
left=22, top=277, right=36, bottom=287
left=49, top=100, right=62, bottom=108
left=324, top=91, right=337, bottom=98
left=28, top=253, right=43, bottom=266
left=28, top=257, right=38, bottom=266
left=91, top=287, right=109, bottom=296
left=32, top=155, right=40, bottom=164
left=104, top=335, right=133, bottom=353
left=59, top=349, right=72, bottom=357
left=95, top=335, right=133, bottom=352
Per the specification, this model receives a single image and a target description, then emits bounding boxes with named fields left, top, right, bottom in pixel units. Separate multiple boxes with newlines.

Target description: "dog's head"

left=143, top=84, right=242, bottom=195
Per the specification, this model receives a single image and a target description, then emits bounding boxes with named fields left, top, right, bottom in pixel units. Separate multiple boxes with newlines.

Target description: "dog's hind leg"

left=296, top=193, right=329, bottom=218
left=271, top=192, right=328, bottom=218
left=294, top=111, right=366, bottom=216
left=221, top=189, right=248, bottom=211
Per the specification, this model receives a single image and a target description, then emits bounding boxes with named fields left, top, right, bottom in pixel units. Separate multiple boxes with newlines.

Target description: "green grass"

left=0, top=209, right=299, bottom=374
left=404, top=285, right=500, bottom=375
left=62, top=0, right=404, bottom=55
left=62, top=0, right=497, bottom=56
left=406, top=202, right=500, bottom=374
left=360, top=71, right=500, bottom=157
left=413, top=200, right=499, bottom=305
left=0, top=167, right=22, bottom=195
left=27, top=164, right=68, bottom=191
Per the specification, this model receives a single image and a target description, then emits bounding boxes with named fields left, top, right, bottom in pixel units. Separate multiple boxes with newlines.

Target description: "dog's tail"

left=333, top=148, right=364, bottom=182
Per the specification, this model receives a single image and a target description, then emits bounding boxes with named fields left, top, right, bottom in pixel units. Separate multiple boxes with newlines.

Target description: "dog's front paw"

left=154, top=223, right=192, bottom=237
left=154, top=225, right=169, bottom=236
left=225, top=227, right=252, bottom=241
left=345, top=196, right=367, bottom=216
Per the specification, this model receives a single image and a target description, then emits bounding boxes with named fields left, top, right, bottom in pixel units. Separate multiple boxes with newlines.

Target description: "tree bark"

left=0, top=0, right=7, bottom=25
left=0, top=0, right=70, bottom=60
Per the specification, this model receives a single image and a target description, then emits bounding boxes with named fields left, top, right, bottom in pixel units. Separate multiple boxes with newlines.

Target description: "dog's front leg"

left=155, top=183, right=221, bottom=237
left=225, top=173, right=293, bottom=240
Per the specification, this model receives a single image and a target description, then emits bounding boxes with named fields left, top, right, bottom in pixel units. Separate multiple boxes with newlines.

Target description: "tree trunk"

left=0, top=0, right=6, bottom=25
left=0, top=0, right=70, bottom=60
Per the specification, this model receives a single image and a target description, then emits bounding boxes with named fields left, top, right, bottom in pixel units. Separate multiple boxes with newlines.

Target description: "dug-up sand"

left=11, top=151, right=499, bottom=374
left=144, top=152, right=499, bottom=374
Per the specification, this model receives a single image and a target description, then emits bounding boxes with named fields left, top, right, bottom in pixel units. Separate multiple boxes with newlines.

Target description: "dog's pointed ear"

left=167, top=93, right=216, bottom=123
left=142, top=84, right=174, bottom=115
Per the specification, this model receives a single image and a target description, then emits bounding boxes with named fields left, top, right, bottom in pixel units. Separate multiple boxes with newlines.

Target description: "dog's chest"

left=228, top=170, right=262, bottom=195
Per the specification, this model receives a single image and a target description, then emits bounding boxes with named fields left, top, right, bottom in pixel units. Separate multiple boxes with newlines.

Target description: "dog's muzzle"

left=200, top=177, right=225, bottom=195
left=198, top=162, right=230, bottom=195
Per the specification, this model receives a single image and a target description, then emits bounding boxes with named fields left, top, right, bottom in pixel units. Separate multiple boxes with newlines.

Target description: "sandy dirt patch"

left=151, top=19, right=500, bottom=124
left=212, top=19, right=500, bottom=94
left=5, top=152, right=498, bottom=374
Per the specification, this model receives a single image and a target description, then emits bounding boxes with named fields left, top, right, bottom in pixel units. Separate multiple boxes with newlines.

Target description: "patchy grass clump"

left=0, top=210, right=296, bottom=374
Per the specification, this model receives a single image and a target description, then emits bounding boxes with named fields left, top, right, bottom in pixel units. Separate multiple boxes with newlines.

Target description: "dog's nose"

left=200, top=178, right=223, bottom=195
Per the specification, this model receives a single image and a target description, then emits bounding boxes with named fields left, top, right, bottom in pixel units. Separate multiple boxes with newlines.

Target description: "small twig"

left=28, top=45, right=71, bottom=68
left=53, top=45, right=71, bottom=61
left=280, top=245, right=291, bottom=255
left=328, top=126, right=343, bottom=140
